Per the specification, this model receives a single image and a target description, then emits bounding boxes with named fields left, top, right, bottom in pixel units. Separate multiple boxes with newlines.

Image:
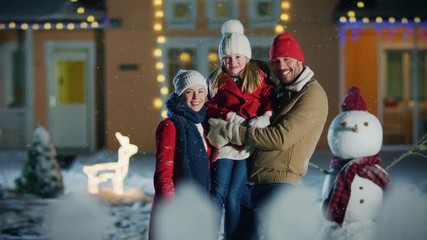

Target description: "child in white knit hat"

left=149, top=69, right=214, bottom=240
left=206, top=19, right=275, bottom=240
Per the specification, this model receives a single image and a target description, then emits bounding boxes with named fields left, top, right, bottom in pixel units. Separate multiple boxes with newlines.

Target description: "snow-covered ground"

left=1, top=148, right=426, bottom=240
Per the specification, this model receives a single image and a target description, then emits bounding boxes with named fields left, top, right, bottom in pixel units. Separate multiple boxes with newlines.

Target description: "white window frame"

left=247, top=0, right=280, bottom=28
left=0, top=42, right=19, bottom=108
left=164, top=0, right=196, bottom=30
left=206, top=0, right=238, bottom=29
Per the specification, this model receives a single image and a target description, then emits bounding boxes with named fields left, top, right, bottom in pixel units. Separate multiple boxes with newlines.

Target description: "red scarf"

left=322, top=154, right=391, bottom=226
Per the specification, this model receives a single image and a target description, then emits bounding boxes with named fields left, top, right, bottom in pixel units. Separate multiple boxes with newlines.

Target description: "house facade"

left=334, top=0, right=427, bottom=147
left=0, top=0, right=341, bottom=153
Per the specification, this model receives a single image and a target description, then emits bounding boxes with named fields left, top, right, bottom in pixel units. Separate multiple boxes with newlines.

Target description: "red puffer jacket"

left=148, top=118, right=213, bottom=240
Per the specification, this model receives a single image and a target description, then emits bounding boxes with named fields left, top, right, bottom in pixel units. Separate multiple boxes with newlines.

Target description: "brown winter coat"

left=239, top=77, right=328, bottom=184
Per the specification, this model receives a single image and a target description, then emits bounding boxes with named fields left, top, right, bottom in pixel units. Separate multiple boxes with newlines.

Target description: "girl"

left=206, top=19, right=275, bottom=239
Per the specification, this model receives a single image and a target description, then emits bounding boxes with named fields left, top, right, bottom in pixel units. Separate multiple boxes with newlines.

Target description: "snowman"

left=321, top=86, right=392, bottom=240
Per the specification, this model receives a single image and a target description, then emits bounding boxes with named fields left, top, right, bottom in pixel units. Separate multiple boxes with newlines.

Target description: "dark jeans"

left=244, top=183, right=295, bottom=240
left=210, top=158, right=248, bottom=240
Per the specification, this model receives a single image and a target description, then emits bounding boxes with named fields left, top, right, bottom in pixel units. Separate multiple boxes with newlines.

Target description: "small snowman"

left=321, top=86, right=392, bottom=240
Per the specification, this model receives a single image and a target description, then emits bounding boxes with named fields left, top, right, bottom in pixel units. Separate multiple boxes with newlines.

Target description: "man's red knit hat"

left=269, top=32, right=304, bottom=63
left=341, top=86, right=367, bottom=111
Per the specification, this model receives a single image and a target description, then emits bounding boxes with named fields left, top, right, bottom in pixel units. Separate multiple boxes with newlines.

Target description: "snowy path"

left=1, top=148, right=427, bottom=240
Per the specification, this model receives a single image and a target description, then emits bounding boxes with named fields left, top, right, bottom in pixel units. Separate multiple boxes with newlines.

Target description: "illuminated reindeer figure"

left=83, top=132, right=138, bottom=195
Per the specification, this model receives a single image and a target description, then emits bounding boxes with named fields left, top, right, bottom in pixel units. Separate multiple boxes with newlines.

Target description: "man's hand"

left=207, top=118, right=242, bottom=148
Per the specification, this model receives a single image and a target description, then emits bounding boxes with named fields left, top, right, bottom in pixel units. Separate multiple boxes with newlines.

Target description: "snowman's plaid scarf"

left=322, top=154, right=392, bottom=226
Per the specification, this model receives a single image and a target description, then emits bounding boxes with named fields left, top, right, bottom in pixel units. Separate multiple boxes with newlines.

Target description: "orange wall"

left=343, top=28, right=379, bottom=114
left=105, top=0, right=159, bottom=150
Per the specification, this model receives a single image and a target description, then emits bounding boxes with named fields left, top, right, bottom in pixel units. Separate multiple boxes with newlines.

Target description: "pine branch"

left=385, top=132, right=427, bottom=171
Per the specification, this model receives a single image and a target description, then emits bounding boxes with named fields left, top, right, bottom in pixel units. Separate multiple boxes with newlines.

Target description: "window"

left=0, top=42, right=27, bottom=148
left=164, top=0, right=196, bottom=30
left=167, top=48, right=197, bottom=93
left=247, top=0, right=280, bottom=28
left=385, top=50, right=427, bottom=102
left=382, top=48, right=427, bottom=145
left=57, top=60, right=86, bottom=104
left=0, top=43, right=26, bottom=108
left=206, top=0, right=237, bottom=29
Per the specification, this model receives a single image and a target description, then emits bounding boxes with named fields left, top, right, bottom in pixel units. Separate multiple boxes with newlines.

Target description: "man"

left=207, top=32, right=328, bottom=239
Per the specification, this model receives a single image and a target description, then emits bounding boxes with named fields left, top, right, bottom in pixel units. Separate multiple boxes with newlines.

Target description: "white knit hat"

left=218, top=19, right=252, bottom=60
left=173, top=69, right=207, bottom=96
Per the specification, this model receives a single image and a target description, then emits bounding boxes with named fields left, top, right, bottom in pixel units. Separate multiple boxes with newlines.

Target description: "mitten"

left=226, top=112, right=246, bottom=125
left=248, top=112, right=271, bottom=128
left=207, top=118, right=242, bottom=148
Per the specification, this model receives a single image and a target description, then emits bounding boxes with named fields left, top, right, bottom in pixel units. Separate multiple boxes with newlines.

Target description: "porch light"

left=157, top=36, right=166, bottom=44
left=56, top=23, right=64, bottom=29
left=90, top=22, right=99, bottom=28
left=44, top=23, right=52, bottom=30
left=160, top=87, right=169, bottom=95
left=161, top=110, right=167, bottom=118
left=157, top=74, right=165, bottom=83
left=153, top=48, right=162, bottom=57
left=87, top=15, right=95, bottom=22
left=281, top=1, right=290, bottom=9
left=153, top=98, right=163, bottom=108
left=154, top=23, right=162, bottom=31
left=155, top=10, right=164, bottom=18
left=347, top=11, right=355, bottom=17
left=275, top=25, right=284, bottom=34
left=77, top=7, right=85, bottom=14
left=179, top=52, right=191, bottom=62
left=280, top=13, right=289, bottom=21
left=357, top=1, right=364, bottom=8
left=155, top=62, right=164, bottom=70
left=80, top=22, right=88, bottom=28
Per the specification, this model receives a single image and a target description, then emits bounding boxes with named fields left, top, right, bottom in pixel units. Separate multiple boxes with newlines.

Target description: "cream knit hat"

left=173, top=69, right=207, bottom=96
left=218, top=19, right=252, bottom=60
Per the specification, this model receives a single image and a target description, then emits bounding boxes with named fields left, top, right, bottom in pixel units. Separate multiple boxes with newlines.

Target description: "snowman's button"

left=360, top=199, right=364, bottom=204
left=359, top=186, right=364, bottom=190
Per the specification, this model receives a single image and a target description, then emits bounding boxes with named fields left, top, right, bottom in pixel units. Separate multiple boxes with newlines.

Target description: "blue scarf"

left=165, top=93, right=210, bottom=193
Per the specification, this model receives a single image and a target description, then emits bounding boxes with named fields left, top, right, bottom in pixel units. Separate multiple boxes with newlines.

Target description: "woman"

left=149, top=69, right=212, bottom=240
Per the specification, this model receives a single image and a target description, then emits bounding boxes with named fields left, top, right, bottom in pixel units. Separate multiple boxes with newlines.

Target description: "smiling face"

left=327, top=111, right=383, bottom=159
left=222, top=54, right=248, bottom=76
left=271, top=56, right=304, bottom=85
left=181, top=84, right=207, bottom=112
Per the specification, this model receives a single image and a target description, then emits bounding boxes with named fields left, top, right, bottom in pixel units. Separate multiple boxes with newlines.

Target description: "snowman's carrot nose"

left=353, top=124, right=359, bottom=133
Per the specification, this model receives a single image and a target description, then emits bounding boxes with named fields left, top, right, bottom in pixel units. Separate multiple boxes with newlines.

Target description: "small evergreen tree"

left=15, top=123, right=64, bottom=198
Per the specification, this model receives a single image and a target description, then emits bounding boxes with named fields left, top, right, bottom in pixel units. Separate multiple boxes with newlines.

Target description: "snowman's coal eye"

left=340, top=122, right=347, bottom=127
left=364, top=122, right=368, bottom=126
